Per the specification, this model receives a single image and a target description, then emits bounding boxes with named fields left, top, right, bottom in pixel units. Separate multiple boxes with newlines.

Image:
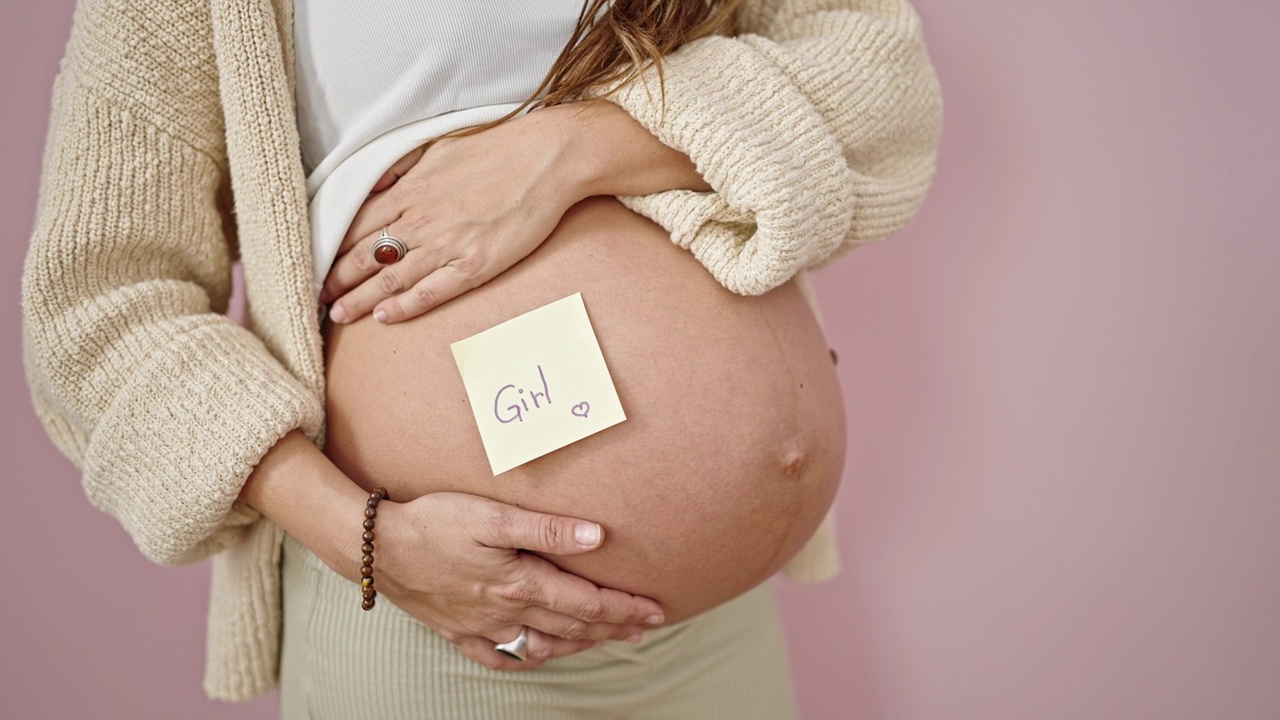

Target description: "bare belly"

left=323, top=196, right=846, bottom=623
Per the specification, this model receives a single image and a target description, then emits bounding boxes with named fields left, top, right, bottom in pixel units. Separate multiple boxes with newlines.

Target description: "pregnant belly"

left=323, top=196, right=846, bottom=623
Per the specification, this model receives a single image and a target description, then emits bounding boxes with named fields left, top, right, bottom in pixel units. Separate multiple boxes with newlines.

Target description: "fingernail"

left=329, top=304, right=346, bottom=323
left=626, top=632, right=643, bottom=644
left=644, top=615, right=664, bottom=625
left=374, top=309, right=388, bottom=323
left=574, top=523, right=600, bottom=547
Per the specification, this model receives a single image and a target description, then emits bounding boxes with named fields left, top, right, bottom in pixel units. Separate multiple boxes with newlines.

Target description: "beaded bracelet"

left=360, top=487, right=389, bottom=611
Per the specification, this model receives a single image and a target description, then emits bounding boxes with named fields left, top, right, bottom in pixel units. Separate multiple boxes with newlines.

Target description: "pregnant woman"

left=22, top=0, right=941, bottom=717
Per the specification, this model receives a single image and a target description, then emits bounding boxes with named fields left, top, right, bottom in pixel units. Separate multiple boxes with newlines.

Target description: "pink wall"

left=3, top=1, right=1277, bottom=718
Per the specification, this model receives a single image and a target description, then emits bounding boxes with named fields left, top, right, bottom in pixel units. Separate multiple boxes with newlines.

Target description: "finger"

left=339, top=182, right=405, bottom=257
left=369, top=144, right=429, bottom=195
left=518, top=605, right=646, bottom=643
left=325, top=215, right=445, bottom=316
left=525, top=628, right=603, bottom=662
left=451, top=631, right=600, bottom=672
left=476, top=503, right=607, bottom=556
left=321, top=222, right=392, bottom=303
left=327, top=247, right=448, bottom=324
left=371, top=256, right=486, bottom=323
left=451, top=634, right=538, bottom=672
left=342, top=142, right=433, bottom=253
left=368, top=170, right=397, bottom=195
left=506, top=553, right=665, bottom=627
left=323, top=217, right=443, bottom=307
left=368, top=150, right=422, bottom=196
left=387, top=144, right=429, bottom=177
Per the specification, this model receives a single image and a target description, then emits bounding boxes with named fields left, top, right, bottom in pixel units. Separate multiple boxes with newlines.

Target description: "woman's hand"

left=375, top=491, right=665, bottom=671
left=239, top=431, right=662, bottom=672
left=321, top=100, right=709, bottom=325
left=321, top=107, right=582, bottom=324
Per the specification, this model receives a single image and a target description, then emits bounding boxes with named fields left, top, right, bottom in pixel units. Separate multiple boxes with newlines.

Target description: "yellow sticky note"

left=450, top=292, right=627, bottom=475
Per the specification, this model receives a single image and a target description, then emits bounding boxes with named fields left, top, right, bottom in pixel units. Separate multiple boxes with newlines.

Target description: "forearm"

left=543, top=100, right=711, bottom=199
left=562, top=0, right=941, bottom=295
left=238, top=430, right=368, bottom=582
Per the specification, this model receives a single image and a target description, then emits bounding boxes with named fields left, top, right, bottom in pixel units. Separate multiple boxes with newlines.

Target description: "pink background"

left=3, top=1, right=1278, bottom=718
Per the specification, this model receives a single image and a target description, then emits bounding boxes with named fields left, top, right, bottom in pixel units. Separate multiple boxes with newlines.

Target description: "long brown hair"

left=446, top=0, right=741, bottom=139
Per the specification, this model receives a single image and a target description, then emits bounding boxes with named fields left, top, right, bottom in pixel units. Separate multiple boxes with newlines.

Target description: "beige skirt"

left=280, top=532, right=798, bottom=719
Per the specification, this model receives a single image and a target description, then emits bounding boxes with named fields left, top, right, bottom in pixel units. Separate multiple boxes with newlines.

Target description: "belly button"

left=780, top=448, right=808, bottom=479
left=829, top=348, right=838, bottom=365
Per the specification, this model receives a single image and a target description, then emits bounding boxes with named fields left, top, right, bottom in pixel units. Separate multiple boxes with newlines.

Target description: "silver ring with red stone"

left=372, top=227, right=407, bottom=265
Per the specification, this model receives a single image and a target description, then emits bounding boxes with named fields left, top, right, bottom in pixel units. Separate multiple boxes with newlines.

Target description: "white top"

left=293, top=0, right=584, bottom=291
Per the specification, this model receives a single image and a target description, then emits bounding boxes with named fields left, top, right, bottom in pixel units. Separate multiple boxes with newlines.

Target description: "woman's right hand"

left=375, top=491, right=664, bottom=670
left=239, top=432, right=657, bottom=670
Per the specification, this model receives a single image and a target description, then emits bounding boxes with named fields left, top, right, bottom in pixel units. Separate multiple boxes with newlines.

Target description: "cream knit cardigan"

left=22, top=0, right=941, bottom=701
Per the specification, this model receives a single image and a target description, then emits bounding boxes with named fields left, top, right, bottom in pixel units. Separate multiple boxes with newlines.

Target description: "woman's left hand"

left=321, top=106, right=583, bottom=324
left=322, top=100, right=708, bottom=323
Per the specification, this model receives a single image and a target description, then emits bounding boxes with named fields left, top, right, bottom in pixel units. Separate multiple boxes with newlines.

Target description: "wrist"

left=534, top=100, right=710, bottom=199
left=558, top=101, right=619, bottom=200
left=362, top=497, right=415, bottom=596
left=239, top=430, right=369, bottom=582
left=528, top=102, right=609, bottom=204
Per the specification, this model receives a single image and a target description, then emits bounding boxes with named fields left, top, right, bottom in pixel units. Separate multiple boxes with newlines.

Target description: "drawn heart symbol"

left=571, top=402, right=591, bottom=419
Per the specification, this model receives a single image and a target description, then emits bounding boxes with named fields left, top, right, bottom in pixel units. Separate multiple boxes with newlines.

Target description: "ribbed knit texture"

left=293, top=0, right=583, bottom=287
left=22, top=0, right=940, bottom=701
left=280, top=534, right=799, bottom=719
left=586, top=0, right=943, bottom=295
left=293, top=0, right=582, bottom=180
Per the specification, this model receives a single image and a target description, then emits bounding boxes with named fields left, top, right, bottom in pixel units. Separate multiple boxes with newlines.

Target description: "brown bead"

left=360, top=565, right=373, bottom=577
left=374, top=488, right=388, bottom=500
left=361, top=576, right=373, bottom=589
left=367, top=497, right=380, bottom=508
left=365, top=507, right=377, bottom=519
left=362, top=598, right=375, bottom=610
left=363, top=518, right=375, bottom=530
left=362, top=530, right=375, bottom=543
left=361, top=554, right=374, bottom=566
left=362, top=586, right=376, bottom=598
left=362, top=542, right=374, bottom=554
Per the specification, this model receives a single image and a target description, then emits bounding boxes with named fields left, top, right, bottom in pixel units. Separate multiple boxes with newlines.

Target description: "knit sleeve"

left=584, top=0, right=943, bottom=295
left=21, top=7, right=323, bottom=567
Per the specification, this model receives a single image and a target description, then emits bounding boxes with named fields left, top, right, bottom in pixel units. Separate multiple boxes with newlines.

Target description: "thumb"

left=369, top=144, right=428, bottom=194
left=480, top=505, right=604, bottom=556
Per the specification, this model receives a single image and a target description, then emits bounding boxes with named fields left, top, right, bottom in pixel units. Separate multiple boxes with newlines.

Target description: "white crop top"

left=293, top=1, right=585, bottom=292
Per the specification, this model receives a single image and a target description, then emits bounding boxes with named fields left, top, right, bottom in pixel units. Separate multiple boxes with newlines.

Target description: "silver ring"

left=372, top=227, right=407, bottom=265
left=494, top=626, right=529, bottom=662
